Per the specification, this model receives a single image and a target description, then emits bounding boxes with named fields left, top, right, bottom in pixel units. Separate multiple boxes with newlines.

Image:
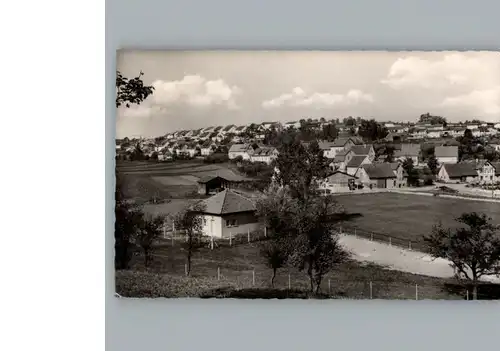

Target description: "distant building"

left=435, top=146, right=459, bottom=165
left=394, top=144, right=420, bottom=165
left=250, top=146, right=279, bottom=165
left=197, top=176, right=234, bottom=196
left=320, top=170, right=358, bottom=193
left=437, top=163, right=478, bottom=183
left=193, top=189, right=260, bottom=239
left=228, top=143, right=255, bottom=160
left=356, top=164, right=398, bottom=189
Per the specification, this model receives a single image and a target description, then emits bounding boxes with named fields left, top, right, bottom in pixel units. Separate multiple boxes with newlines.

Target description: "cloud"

left=151, top=75, right=241, bottom=110
left=262, top=87, right=374, bottom=109
left=440, top=87, right=500, bottom=116
left=118, top=75, right=242, bottom=119
left=382, top=52, right=500, bottom=116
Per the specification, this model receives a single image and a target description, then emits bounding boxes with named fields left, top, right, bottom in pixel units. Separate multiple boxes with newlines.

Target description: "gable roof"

left=318, top=141, right=335, bottom=150
left=361, top=164, right=397, bottom=179
left=490, top=162, right=500, bottom=175
left=441, top=163, right=477, bottom=178
left=325, top=170, right=358, bottom=180
left=346, top=155, right=368, bottom=168
left=394, top=144, right=420, bottom=157
left=350, top=145, right=373, bottom=156
left=196, top=189, right=256, bottom=215
left=223, top=124, right=235, bottom=132
left=197, top=175, right=228, bottom=184
left=435, top=146, right=458, bottom=158
left=331, top=137, right=352, bottom=147
left=252, top=147, right=278, bottom=156
left=228, top=143, right=251, bottom=153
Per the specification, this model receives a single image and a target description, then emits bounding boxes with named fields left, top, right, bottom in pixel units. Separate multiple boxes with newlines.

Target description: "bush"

left=204, top=153, right=229, bottom=164
left=115, top=270, right=237, bottom=298
left=199, top=287, right=330, bottom=299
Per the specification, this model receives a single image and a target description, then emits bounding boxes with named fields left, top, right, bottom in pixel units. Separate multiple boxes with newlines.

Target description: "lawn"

left=335, top=192, right=500, bottom=250
left=116, top=240, right=464, bottom=300
left=116, top=160, right=249, bottom=203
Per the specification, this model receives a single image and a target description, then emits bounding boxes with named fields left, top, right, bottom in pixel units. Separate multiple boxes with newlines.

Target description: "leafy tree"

left=136, top=214, right=165, bottom=267
left=174, top=202, right=206, bottom=276
left=484, top=151, right=500, bottom=162
left=424, top=213, right=500, bottom=300
left=116, top=71, right=155, bottom=108
left=419, top=113, right=447, bottom=126
left=273, top=139, right=328, bottom=202
left=385, top=144, right=395, bottom=163
left=320, top=123, right=339, bottom=141
left=357, top=119, right=388, bottom=141
left=343, top=116, right=356, bottom=127
left=115, top=175, right=143, bottom=270
left=427, top=154, right=439, bottom=175
left=260, top=240, right=287, bottom=287
left=402, top=157, right=419, bottom=186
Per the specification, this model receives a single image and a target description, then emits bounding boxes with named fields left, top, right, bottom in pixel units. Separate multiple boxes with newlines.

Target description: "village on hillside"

left=116, top=114, right=500, bottom=195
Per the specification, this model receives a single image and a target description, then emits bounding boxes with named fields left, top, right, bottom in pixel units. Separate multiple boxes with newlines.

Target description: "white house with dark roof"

left=320, top=170, right=358, bottom=193
left=435, top=146, right=459, bottom=165
left=250, top=146, right=279, bottom=165
left=345, top=155, right=371, bottom=176
left=228, top=143, right=256, bottom=160
left=193, top=189, right=260, bottom=239
left=394, top=144, right=420, bottom=165
left=437, top=163, right=478, bottom=183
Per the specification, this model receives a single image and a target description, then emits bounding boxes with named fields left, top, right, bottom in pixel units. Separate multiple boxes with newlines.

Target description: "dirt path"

left=338, top=234, right=500, bottom=283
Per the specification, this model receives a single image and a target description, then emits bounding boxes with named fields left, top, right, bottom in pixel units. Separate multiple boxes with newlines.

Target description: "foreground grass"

left=116, top=241, right=467, bottom=299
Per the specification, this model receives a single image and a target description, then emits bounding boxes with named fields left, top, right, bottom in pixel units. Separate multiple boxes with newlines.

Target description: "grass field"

left=116, top=160, right=250, bottom=203
left=116, top=240, right=464, bottom=299
left=335, top=192, right=500, bottom=250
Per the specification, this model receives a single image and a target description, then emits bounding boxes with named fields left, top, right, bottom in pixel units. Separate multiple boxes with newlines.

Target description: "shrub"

left=115, top=270, right=237, bottom=298
left=204, top=153, right=229, bottom=164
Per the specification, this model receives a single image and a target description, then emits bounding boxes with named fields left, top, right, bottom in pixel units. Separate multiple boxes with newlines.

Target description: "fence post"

left=408, top=241, right=412, bottom=250
left=264, top=227, right=267, bottom=238
left=252, top=269, right=255, bottom=286
left=415, top=284, right=418, bottom=300
left=288, top=274, right=291, bottom=290
left=466, top=290, right=469, bottom=301
left=210, top=236, right=214, bottom=250
left=217, top=267, right=220, bottom=281
left=229, top=232, right=232, bottom=246
left=370, top=233, right=373, bottom=241
left=328, top=279, right=331, bottom=295
left=389, top=237, right=392, bottom=246
left=247, top=229, right=250, bottom=243
left=163, top=221, right=167, bottom=239
left=354, top=228, right=357, bottom=238
left=340, top=226, right=342, bottom=234
left=184, top=263, right=188, bottom=276
left=370, top=281, right=373, bottom=299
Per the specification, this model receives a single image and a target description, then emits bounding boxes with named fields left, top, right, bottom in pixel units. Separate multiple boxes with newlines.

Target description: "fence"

left=156, top=227, right=269, bottom=249
left=337, top=224, right=427, bottom=252
left=118, top=263, right=499, bottom=300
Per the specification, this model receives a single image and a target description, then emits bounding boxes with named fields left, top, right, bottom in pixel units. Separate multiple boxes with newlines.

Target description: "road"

left=338, top=234, right=500, bottom=283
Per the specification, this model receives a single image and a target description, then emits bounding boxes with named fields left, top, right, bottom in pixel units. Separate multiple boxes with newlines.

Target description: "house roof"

left=441, top=163, right=477, bottom=178
left=346, top=155, right=368, bottom=168
left=388, top=162, right=408, bottom=176
left=332, top=137, right=352, bottom=147
left=235, top=125, right=246, bottom=131
left=318, top=141, right=335, bottom=150
left=350, top=145, right=372, bottom=155
left=394, top=144, right=420, bottom=157
left=196, top=189, right=256, bottom=215
left=325, top=170, right=358, bottom=180
left=252, top=147, right=277, bottom=156
left=223, top=124, right=235, bottom=132
left=361, top=164, right=397, bottom=179
left=490, top=162, right=500, bottom=175
left=435, top=146, right=458, bottom=158
left=228, top=143, right=251, bottom=153
left=197, top=175, right=228, bottom=184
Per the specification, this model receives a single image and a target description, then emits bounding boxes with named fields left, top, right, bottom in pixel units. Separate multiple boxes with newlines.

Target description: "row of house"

left=437, top=161, right=500, bottom=184
left=228, top=143, right=279, bottom=165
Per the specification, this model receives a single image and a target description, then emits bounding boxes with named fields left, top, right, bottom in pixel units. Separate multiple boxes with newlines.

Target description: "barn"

left=197, top=175, right=233, bottom=195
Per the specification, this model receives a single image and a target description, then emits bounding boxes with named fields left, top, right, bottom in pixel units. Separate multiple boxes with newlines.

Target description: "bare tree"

left=136, top=214, right=165, bottom=267
left=174, top=202, right=206, bottom=276
left=260, top=240, right=287, bottom=287
left=424, top=212, right=500, bottom=300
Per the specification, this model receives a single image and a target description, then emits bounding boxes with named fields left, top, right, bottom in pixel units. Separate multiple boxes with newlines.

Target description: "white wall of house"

left=478, top=163, right=497, bottom=184
left=229, top=151, right=251, bottom=160
left=437, top=156, right=458, bottom=164
left=201, top=215, right=223, bottom=238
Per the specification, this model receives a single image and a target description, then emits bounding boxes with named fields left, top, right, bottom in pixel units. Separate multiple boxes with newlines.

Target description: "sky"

left=116, top=50, right=500, bottom=138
